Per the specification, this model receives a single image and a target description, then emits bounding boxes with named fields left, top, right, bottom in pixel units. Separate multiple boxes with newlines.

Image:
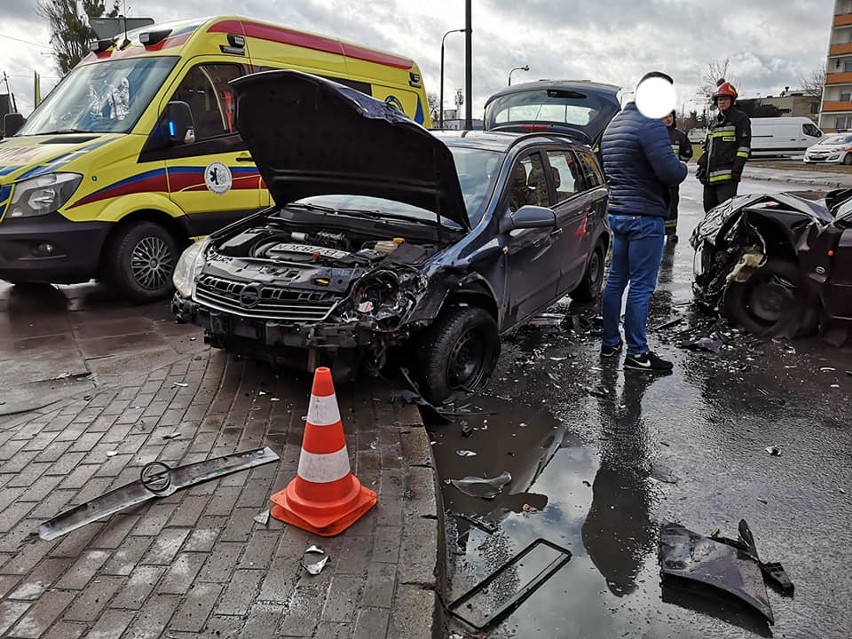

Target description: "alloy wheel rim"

left=131, top=237, right=174, bottom=291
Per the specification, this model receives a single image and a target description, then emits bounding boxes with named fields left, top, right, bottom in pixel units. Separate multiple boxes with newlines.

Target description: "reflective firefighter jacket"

left=697, top=105, right=751, bottom=185
left=667, top=125, right=693, bottom=163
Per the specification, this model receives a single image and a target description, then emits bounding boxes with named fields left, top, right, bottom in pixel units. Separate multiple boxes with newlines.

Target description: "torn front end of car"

left=690, top=192, right=831, bottom=337
left=171, top=217, right=454, bottom=381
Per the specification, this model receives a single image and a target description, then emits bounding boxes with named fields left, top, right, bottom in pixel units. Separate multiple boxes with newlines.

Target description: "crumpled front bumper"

left=172, top=294, right=380, bottom=373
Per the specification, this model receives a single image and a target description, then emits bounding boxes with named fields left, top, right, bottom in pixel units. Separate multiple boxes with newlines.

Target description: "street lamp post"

left=508, top=65, right=529, bottom=86
left=440, top=28, right=465, bottom=129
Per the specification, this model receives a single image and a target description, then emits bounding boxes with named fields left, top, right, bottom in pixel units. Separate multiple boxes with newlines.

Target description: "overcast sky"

left=0, top=0, right=837, bottom=117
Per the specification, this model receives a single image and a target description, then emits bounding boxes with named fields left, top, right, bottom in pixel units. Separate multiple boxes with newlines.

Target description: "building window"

left=844, top=60, right=852, bottom=72
left=841, top=91, right=852, bottom=101
left=836, top=115, right=852, bottom=130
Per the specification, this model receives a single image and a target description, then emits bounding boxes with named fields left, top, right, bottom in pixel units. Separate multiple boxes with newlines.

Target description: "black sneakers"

left=600, top=341, right=623, bottom=358
left=624, top=351, right=673, bottom=372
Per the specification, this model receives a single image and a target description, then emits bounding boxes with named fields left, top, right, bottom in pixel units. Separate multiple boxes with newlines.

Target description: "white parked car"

left=803, top=133, right=852, bottom=165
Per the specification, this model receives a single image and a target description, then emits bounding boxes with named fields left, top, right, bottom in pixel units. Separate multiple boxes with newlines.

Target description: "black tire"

left=416, top=306, right=501, bottom=405
left=844, top=153, right=852, bottom=166
left=723, top=257, right=818, bottom=337
left=572, top=243, right=605, bottom=302
left=104, top=222, right=178, bottom=304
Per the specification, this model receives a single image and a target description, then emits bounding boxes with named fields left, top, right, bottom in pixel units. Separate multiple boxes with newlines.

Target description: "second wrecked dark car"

left=171, top=71, right=618, bottom=402
left=691, top=189, right=852, bottom=336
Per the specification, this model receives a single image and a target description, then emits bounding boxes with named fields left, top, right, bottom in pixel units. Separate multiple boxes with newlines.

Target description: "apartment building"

left=821, top=0, right=852, bottom=131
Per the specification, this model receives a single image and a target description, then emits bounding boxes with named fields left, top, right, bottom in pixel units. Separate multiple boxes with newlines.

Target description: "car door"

left=501, top=150, right=561, bottom=329
left=546, top=148, right=591, bottom=295
left=570, top=147, right=608, bottom=285
left=160, top=61, right=263, bottom=236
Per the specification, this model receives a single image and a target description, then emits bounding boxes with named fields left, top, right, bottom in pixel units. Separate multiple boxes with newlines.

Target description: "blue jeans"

left=602, top=214, right=665, bottom=356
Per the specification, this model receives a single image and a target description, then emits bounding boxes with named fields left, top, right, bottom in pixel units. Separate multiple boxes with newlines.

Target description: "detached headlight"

left=173, top=239, right=208, bottom=298
left=9, top=173, right=83, bottom=218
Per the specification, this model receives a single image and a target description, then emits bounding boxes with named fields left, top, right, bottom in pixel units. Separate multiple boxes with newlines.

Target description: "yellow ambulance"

left=0, top=15, right=430, bottom=302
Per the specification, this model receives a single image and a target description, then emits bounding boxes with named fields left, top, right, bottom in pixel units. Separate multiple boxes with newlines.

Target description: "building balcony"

left=826, top=71, right=852, bottom=85
left=823, top=100, right=852, bottom=112
left=830, top=42, right=852, bottom=55
left=835, top=13, right=852, bottom=26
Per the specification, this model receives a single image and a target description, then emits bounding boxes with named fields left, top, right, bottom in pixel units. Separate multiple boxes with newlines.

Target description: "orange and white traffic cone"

left=269, top=367, right=377, bottom=536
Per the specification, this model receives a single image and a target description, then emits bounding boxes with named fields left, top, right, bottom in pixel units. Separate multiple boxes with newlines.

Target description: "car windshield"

left=291, top=147, right=501, bottom=229
left=20, top=57, right=178, bottom=135
left=447, top=146, right=502, bottom=226
left=820, top=134, right=852, bottom=145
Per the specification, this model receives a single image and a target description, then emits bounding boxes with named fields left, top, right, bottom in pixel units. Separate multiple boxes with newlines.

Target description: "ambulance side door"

left=150, top=60, right=263, bottom=236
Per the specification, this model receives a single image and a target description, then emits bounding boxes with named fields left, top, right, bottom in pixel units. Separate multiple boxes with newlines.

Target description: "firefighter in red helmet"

left=696, top=80, right=751, bottom=212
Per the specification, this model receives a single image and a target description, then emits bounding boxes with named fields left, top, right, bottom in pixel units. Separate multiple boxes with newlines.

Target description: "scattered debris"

left=521, top=503, right=538, bottom=513
left=446, top=538, right=572, bottom=631
left=302, top=545, right=329, bottom=575
left=582, top=480, right=591, bottom=487
left=650, top=463, right=678, bottom=484
left=820, top=367, right=836, bottom=372
left=258, top=390, right=268, bottom=396
left=765, top=446, right=782, bottom=456
left=162, top=432, right=180, bottom=440
left=660, top=521, right=775, bottom=624
left=39, top=447, right=280, bottom=541
left=172, top=382, right=188, bottom=387
left=461, top=422, right=474, bottom=438
left=527, top=313, right=564, bottom=327
left=453, top=512, right=498, bottom=534
left=106, top=451, right=119, bottom=457
left=584, top=385, right=610, bottom=399
left=456, top=449, right=477, bottom=457
left=449, top=471, right=512, bottom=499
left=681, top=336, right=722, bottom=354
left=651, top=317, right=684, bottom=332
left=253, top=509, right=270, bottom=526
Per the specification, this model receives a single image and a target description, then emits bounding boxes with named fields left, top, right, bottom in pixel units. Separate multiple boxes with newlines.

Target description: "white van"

left=750, top=117, right=822, bottom=157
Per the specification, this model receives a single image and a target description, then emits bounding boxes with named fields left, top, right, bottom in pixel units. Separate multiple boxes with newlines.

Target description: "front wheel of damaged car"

left=417, top=306, right=501, bottom=405
left=723, top=258, right=818, bottom=337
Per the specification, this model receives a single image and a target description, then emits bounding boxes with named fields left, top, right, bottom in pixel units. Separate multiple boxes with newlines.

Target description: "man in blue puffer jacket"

left=599, top=71, right=687, bottom=372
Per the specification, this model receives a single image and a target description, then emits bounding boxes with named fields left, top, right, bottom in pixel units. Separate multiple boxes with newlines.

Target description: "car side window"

left=575, top=150, right=606, bottom=190
left=171, top=63, right=244, bottom=141
left=546, top=150, right=581, bottom=203
left=508, top=152, right=548, bottom=211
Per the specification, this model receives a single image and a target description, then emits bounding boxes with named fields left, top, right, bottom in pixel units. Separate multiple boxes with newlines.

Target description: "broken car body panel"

left=659, top=522, right=774, bottom=624
left=172, top=71, right=612, bottom=401
left=690, top=189, right=852, bottom=334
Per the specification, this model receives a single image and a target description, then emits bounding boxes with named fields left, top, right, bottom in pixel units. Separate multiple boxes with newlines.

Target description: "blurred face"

left=662, top=114, right=674, bottom=127
left=717, top=96, right=733, bottom=111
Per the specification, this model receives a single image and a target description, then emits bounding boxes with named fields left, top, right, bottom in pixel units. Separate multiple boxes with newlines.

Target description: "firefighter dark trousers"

left=703, top=181, right=738, bottom=213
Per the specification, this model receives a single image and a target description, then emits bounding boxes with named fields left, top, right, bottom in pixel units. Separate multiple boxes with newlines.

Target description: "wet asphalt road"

left=1, top=171, right=851, bottom=638
left=433, top=173, right=852, bottom=639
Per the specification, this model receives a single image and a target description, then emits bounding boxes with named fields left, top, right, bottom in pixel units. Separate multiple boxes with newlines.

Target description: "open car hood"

left=231, top=70, right=470, bottom=230
left=483, top=80, right=621, bottom=145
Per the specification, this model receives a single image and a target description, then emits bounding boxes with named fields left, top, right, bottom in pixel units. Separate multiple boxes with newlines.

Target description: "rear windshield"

left=485, top=88, right=609, bottom=130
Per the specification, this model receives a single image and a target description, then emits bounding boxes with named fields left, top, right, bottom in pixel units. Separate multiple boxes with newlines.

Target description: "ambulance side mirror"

left=164, top=101, right=196, bottom=145
left=4, top=113, right=25, bottom=137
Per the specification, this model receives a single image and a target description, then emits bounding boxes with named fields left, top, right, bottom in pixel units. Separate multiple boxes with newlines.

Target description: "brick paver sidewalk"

left=0, top=351, right=439, bottom=638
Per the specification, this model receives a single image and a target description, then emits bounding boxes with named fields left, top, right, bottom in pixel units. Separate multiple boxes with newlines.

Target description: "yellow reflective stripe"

left=738, top=147, right=750, bottom=153
left=737, top=151, right=749, bottom=158
left=709, top=174, right=732, bottom=183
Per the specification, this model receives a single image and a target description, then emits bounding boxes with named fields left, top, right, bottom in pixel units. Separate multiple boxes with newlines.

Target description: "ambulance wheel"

left=105, top=221, right=178, bottom=304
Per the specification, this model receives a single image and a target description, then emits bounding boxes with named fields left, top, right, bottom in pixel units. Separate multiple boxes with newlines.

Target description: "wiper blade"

left=36, top=128, right=90, bottom=135
left=338, top=208, right=438, bottom=226
left=287, top=202, right=338, bottom=214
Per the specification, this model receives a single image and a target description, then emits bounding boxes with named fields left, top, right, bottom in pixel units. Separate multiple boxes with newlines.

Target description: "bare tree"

left=799, top=66, right=826, bottom=99
left=427, top=92, right=439, bottom=124
left=37, top=0, right=120, bottom=75
left=699, top=58, right=739, bottom=105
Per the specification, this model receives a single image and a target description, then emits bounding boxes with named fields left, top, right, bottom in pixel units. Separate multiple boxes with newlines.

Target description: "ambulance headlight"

left=9, top=173, right=83, bottom=218
left=173, top=239, right=208, bottom=298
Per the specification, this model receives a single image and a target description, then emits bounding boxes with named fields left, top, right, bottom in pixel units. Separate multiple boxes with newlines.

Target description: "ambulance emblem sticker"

left=205, top=162, right=232, bottom=195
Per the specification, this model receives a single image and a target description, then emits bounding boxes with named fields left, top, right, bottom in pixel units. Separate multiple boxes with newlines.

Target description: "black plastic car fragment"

left=39, top=447, right=279, bottom=541
left=659, top=522, right=774, bottom=624
left=446, top=538, right=572, bottom=631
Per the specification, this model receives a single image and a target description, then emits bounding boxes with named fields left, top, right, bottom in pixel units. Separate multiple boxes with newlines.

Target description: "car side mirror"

left=499, top=205, right=556, bottom=233
left=163, top=101, right=196, bottom=144
left=4, top=113, right=25, bottom=137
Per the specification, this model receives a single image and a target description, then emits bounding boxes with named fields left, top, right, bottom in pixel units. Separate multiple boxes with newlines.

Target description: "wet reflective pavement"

left=432, top=175, right=852, bottom=638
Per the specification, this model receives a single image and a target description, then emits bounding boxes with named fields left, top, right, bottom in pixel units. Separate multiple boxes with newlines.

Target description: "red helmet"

left=715, top=82, right=738, bottom=101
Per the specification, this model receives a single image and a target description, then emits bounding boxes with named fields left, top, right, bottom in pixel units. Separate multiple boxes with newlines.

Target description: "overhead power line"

left=0, top=33, right=51, bottom=49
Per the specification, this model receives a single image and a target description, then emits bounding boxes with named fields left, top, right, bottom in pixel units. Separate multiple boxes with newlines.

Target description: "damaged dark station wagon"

left=691, top=189, right=852, bottom=337
left=172, top=71, right=618, bottom=402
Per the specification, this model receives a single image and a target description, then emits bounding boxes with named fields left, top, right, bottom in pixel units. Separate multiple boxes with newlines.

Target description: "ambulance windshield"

left=20, top=56, right=178, bottom=135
